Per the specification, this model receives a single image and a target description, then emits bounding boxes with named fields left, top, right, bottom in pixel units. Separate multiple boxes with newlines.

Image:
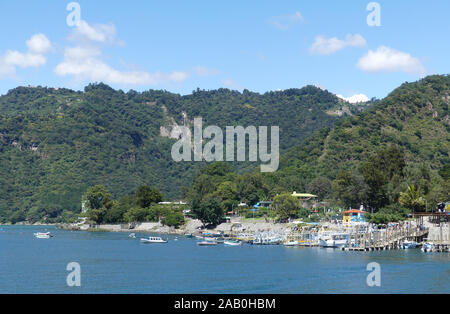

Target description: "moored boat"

left=224, top=239, right=242, bottom=246
left=197, top=241, right=217, bottom=246
left=140, top=236, right=168, bottom=243
left=319, top=233, right=349, bottom=248
left=421, top=242, right=434, bottom=252
left=402, top=240, right=417, bottom=249
left=34, top=232, right=53, bottom=239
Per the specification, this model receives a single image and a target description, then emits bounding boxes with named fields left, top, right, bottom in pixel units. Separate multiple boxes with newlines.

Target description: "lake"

left=0, top=226, right=448, bottom=293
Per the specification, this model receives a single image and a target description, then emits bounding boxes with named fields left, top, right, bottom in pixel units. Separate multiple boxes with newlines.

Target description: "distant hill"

left=181, top=75, right=449, bottom=219
left=267, top=75, right=449, bottom=210
left=281, top=75, right=449, bottom=173
left=0, top=83, right=353, bottom=222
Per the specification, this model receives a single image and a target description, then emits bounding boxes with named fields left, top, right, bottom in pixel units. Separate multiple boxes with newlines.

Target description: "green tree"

left=84, top=185, right=114, bottom=224
left=272, top=193, right=299, bottom=221
left=332, top=170, right=368, bottom=209
left=399, top=185, right=425, bottom=213
left=161, top=211, right=185, bottom=228
left=308, top=176, right=332, bottom=201
left=123, top=207, right=150, bottom=223
left=361, top=161, right=389, bottom=211
left=193, top=197, right=224, bottom=226
left=135, top=186, right=163, bottom=208
left=214, top=181, right=238, bottom=211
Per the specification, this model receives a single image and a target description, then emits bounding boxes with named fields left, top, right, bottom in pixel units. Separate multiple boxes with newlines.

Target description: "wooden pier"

left=346, top=226, right=429, bottom=251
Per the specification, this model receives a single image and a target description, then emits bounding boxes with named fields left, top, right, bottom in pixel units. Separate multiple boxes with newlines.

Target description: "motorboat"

left=129, top=233, right=136, bottom=238
left=402, top=240, right=417, bottom=249
left=34, top=232, right=53, bottom=239
left=421, top=242, right=434, bottom=252
left=319, top=233, right=350, bottom=248
left=283, top=241, right=299, bottom=247
left=224, top=239, right=242, bottom=246
left=140, top=236, right=168, bottom=243
left=197, top=240, right=217, bottom=246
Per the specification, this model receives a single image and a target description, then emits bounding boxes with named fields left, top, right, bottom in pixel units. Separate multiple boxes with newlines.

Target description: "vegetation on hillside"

left=185, top=75, right=450, bottom=224
left=83, top=185, right=185, bottom=228
left=0, top=83, right=349, bottom=223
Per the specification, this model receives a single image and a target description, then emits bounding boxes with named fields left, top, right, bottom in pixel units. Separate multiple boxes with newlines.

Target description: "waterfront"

left=0, top=226, right=448, bottom=294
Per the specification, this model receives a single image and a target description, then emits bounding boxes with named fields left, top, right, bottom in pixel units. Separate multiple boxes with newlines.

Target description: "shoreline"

left=56, top=218, right=297, bottom=236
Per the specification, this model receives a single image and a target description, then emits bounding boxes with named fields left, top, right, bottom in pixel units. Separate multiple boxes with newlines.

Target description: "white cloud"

left=54, top=46, right=188, bottom=85
left=55, top=17, right=189, bottom=86
left=310, top=34, right=366, bottom=55
left=26, top=33, right=52, bottom=54
left=4, top=50, right=47, bottom=68
left=69, top=20, right=117, bottom=43
left=337, top=93, right=370, bottom=103
left=269, top=11, right=304, bottom=30
left=0, top=33, right=51, bottom=78
left=357, top=46, right=426, bottom=75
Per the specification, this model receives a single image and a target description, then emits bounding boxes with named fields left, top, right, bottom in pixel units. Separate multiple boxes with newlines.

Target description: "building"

left=291, top=192, right=318, bottom=209
left=291, top=192, right=318, bottom=200
left=343, top=209, right=367, bottom=223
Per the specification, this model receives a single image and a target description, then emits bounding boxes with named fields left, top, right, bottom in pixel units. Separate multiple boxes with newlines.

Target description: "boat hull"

left=197, top=241, right=217, bottom=246
left=224, top=240, right=242, bottom=246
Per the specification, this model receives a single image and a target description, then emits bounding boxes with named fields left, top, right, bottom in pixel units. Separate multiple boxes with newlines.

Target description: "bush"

left=161, top=211, right=185, bottom=228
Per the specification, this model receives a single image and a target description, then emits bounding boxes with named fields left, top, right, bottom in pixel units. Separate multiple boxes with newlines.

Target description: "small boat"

left=197, top=241, right=217, bottom=246
left=402, top=240, right=417, bottom=249
left=283, top=241, right=299, bottom=247
left=184, top=233, right=193, bottom=238
left=140, top=236, right=168, bottom=243
left=319, top=233, right=349, bottom=248
left=421, top=242, right=434, bottom=252
left=34, top=232, right=53, bottom=239
left=224, top=239, right=242, bottom=246
left=129, top=233, right=136, bottom=238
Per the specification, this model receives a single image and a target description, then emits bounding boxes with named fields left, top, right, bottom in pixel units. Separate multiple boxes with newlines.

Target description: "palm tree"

left=399, top=185, right=425, bottom=213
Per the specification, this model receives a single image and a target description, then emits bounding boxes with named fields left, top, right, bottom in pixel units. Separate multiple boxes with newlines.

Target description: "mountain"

left=271, top=75, right=450, bottom=210
left=182, top=75, right=449, bottom=224
left=281, top=75, right=449, bottom=172
left=0, top=83, right=353, bottom=222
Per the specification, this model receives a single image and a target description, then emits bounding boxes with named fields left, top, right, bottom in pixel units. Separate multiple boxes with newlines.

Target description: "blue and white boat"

left=402, top=240, right=417, bottom=249
left=421, top=242, right=434, bottom=252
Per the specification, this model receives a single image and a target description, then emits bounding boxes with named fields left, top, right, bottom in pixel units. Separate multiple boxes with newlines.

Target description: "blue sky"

left=0, top=0, right=449, bottom=100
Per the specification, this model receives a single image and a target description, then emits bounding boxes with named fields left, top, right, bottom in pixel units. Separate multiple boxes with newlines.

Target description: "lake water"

left=0, top=226, right=448, bottom=294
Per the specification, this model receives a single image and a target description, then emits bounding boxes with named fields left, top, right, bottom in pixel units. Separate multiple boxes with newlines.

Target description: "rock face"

left=160, top=106, right=191, bottom=140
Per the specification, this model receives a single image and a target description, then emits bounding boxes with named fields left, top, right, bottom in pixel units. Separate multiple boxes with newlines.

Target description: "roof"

left=291, top=192, right=318, bottom=198
left=343, top=209, right=367, bottom=214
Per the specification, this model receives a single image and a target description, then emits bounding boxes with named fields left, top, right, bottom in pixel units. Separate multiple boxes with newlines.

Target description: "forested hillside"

left=185, top=75, right=449, bottom=222
left=0, top=83, right=351, bottom=222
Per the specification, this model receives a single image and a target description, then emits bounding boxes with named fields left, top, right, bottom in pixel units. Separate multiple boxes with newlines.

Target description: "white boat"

left=224, top=240, right=242, bottom=246
left=319, top=233, right=350, bottom=248
left=252, top=232, right=283, bottom=245
left=129, top=233, right=136, bottom=238
left=34, top=232, right=53, bottom=239
left=283, top=241, right=299, bottom=247
left=197, top=241, right=217, bottom=246
left=402, top=240, right=417, bottom=249
left=140, top=236, right=168, bottom=243
left=421, top=242, right=434, bottom=252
